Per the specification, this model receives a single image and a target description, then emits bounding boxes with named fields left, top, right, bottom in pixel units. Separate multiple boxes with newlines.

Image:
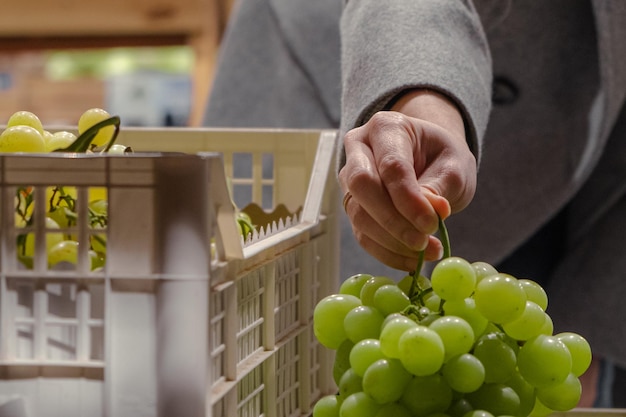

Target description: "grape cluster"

left=313, top=232, right=591, bottom=417
left=0, top=109, right=129, bottom=154
left=5, top=109, right=253, bottom=269
left=15, top=184, right=110, bottom=271
left=2, top=109, right=128, bottom=271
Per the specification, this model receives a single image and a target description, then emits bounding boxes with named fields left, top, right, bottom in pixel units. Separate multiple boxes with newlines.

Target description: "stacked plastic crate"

left=0, top=129, right=339, bottom=417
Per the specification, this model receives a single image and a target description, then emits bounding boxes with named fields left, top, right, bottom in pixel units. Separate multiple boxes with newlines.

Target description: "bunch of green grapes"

left=4, top=108, right=131, bottom=271
left=6, top=109, right=255, bottom=270
left=15, top=184, right=109, bottom=271
left=0, top=108, right=131, bottom=154
left=313, top=220, right=591, bottom=417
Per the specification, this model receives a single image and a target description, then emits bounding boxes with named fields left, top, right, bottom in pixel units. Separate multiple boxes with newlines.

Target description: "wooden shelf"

left=0, top=0, right=235, bottom=126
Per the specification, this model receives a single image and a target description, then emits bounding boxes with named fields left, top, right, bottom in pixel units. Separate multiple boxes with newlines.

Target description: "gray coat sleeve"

left=339, top=0, right=493, bottom=162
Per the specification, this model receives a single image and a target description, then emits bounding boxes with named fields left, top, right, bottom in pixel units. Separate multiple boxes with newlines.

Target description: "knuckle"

left=368, top=111, right=409, bottom=134
left=437, top=160, right=476, bottom=211
left=377, top=154, right=409, bottom=182
left=343, top=127, right=359, bottom=145
left=344, top=166, right=374, bottom=194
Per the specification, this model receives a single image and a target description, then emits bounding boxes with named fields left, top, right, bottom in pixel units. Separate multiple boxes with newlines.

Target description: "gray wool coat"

left=204, top=0, right=626, bottom=366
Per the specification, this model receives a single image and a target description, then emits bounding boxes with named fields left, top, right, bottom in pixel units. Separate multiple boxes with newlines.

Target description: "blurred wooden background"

left=0, top=0, right=236, bottom=126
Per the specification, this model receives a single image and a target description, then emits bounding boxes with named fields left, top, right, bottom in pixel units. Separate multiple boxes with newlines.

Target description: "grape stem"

left=408, top=250, right=425, bottom=298
left=438, top=215, right=451, bottom=260
left=409, top=215, right=451, bottom=298
left=410, top=286, right=432, bottom=307
left=54, top=115, right=121, bottom=153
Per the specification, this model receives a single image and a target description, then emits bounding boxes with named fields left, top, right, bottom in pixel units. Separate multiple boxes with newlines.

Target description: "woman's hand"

left=338, top=89, right=477, bottom=271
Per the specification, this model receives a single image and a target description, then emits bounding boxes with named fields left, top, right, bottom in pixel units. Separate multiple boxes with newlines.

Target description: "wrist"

left=388, top=89, right=467, bottom=148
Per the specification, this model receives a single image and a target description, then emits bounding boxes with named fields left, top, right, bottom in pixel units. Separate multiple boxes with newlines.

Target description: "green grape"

left=474, top=273, right=527, bottom=324
left=54, top=207, right=77, bottom=229
left=448, top=398, right=474, bottom=417
left=398, top=325, right=445, bottom=376
left=7, top=110, right=45, bottom=135
left=349, top=339, right=385, bottom=377
left=333, top=339, right=355, bottom=385
left=463, top=411, right=494, bottom=417
left=374, top=402, right=412, bottom=417
left=107, top=144, right=130, bottom=154
left=21, top=216, right=64, bottom=257
left=47, top=206, right=75, bottom=229
left=373, top=284, right=410, bottom=316
left=89, top=198, right=108, bottom=250
left=428, top=315, right=475, bottom=361
left=555, top=332, right=592, bottom=377
left=88, top=234, right=106, bottom=258
left=338, top=368, right=363, bottom=400
left=339, top=392, right=380, bottom=417
left=472, top=261, right=498, bottom=283
left=502, top=301, right=546, bottom=341
left=473, top=332, right=517, bottom=383
left=313, top=395, right=340, bottom=417
left=362, top=358, right=412, bottom=404
left=430, top=256, right=477, bottom=301
left=518, top=279, right=548, bottom=311
left=423, top=291, right=443, bottom=313
left=42, top=131, right=53, bottom=150
left=529, top=398, right=554, bottom=417
left=506, top=371, right=537, bottom=417
left=46, top=131, right=77, bottom=152
left=517, top=334, right=572, bottom=388
left=465, top=383, right=521, bottom=417
left=89, top=249, right=105, bottom=271
left=379, top=315, right=418, bottom=359
left=381, top=312, right=405, bottom=329
left=443, top=298, right=489, bottom=339
left=0, top=125, right=46, bottom=153
left=314, top=294, right=362, bottom=349
left=397, top=274, right=413, bottom=296
left=78, top=108, right=115, bottom=147
left=236, top=211, right=255, bottom=238
left=360, top=276, right=395, bottom=306
left=540, top=313, right=554, bottom=335
left=48, top=240, right=78, bottom=268
left=535, top=372, right=581, bottom=411
left=401, top=374, right=452, bottom=417
left=344, top=305, right=385, bottom=343
left=418, top=311, right=441, bottom=327
left=442, top=353, right=485, bottom=393
left=397, top=273, right=431, bottom=296
left=89, top=199, right=108, bottom=216
left=340, top=273, right=374, bottom=298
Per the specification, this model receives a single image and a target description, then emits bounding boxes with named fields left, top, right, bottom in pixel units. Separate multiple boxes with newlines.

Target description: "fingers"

left=345, top=191, right=429, bottom=254
left=349, top=216, right=445, bottom=271
left=343, top=180, right=444, bottom=271
left=341, top=113, right=444, bottom=244
left=339, top=110, right=476, bottom=271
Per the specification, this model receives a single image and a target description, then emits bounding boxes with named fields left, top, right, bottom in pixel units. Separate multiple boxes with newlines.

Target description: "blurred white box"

left=106, top=71, right=192, bottom=127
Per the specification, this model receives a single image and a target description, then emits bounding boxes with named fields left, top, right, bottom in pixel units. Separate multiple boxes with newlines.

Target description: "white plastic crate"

left=0, top=128, right=340, bottom=417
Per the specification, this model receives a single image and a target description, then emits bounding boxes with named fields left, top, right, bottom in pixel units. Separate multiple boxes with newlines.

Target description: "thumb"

left=421, top=186, right=452, bottom=220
